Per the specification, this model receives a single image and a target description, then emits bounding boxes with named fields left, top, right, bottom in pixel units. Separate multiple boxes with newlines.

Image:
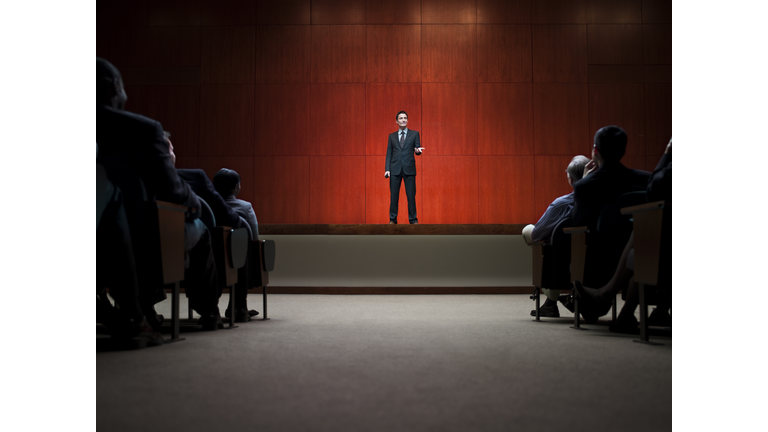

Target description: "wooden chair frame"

left=621, top=200, right=667, bottom=344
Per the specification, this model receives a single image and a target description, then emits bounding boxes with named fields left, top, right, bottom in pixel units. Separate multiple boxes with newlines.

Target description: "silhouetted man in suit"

left=572, top=125, right=651, bottom=228
left=96, top=57, right=223, bottom=330
left=385, top=111, right=424, bottom=224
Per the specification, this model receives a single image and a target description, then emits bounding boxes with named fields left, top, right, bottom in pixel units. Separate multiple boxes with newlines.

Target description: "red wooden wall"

left=97, top=0, right=672, bottom=224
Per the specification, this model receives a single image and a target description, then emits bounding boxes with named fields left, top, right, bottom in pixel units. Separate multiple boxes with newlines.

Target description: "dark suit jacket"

left=223, top=195, right=259, bottom=240
left=96, top=105, right=200, bottom=213
left=385, top=129, right=421, bottom=176
left=572, top=162, right=650, bottom=228
left=177, top=169, right=246, bottom=230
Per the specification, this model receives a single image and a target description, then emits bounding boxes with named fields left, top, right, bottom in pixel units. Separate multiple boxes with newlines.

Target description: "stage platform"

left=261, top=224, right=527, bottom=236
left=260, top=224, right=534, bottom=294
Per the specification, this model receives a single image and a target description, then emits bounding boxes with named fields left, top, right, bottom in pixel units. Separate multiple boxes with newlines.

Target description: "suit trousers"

left=390, top=173, right=418, bottom=223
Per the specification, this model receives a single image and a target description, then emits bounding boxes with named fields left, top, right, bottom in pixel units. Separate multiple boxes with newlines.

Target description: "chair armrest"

left=621, top=200, right=664, bottom=216
left=563, top=226, right=588, bottom=235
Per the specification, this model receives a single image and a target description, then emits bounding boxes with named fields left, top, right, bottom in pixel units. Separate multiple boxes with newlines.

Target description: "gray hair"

left=566, top=155, right=591, bottom=182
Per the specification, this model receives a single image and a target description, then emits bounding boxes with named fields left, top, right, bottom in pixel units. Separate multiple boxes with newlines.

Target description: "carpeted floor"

left=97, top=294, right=671, bottom=432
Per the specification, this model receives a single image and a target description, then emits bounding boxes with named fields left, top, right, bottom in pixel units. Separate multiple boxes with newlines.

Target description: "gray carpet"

left=97, top=294, right=671, bottom=432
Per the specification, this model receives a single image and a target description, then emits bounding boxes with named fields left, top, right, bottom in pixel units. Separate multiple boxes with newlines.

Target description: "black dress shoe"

left=530, top=302, right=560, bottom=318
left=225, top=308, right=254, bottom=323
left=558, top=294, right=574, bottom=313
left=574, top=281, right=604, bottom=323
left=225, top=308, right=259, bottom=318
left=647, top=308, right=672, bottom=327
left=110, top=317, right=164, bottom=347
left=198, top=313, right=223, bottom=331
left=609, top=315, right=639, bottom=334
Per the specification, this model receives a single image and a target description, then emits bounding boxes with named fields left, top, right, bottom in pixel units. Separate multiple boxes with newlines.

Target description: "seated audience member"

left=165, top=136, right=257, bottom=322
left=96, top=58, right=223, bottom=330
left=213, top=168, right=259, bottom=239
left=522, top=155, right=590, bottom=317
left=97, top=153, right=163, bottom=346
left=213, top=168, right=262, bottom=320
left=571, top=125, right=651, bottom=229
left=577, top=139, right=672, bottom=332
left=166, top=133, right=247, bottom=231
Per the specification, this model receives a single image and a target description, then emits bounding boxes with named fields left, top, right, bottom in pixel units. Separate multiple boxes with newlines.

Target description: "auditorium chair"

left=96, top=157, right=188, bottom=343
left=250, top=237, right=276, bottom=320
left=526, top=218, right=573, bottom=322
left=153, top=200, right=188, bottom=341
left=188, top=199, right=249, bottom=329
left=621, top=200, right=669, bottom=344
left=564, top=192, right=647, bottom=329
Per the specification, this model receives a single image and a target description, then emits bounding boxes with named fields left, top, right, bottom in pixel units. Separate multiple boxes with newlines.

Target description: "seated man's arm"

left=531, top=199, right=572, bottom=242
left=647, top=152, right=671, bottom=203
left=145, top=121, right=200, bottom=217
left=241, top=202, right=259, bottom=240
left=177, top=169, right=245, bottom=229
left=571, top=180, right=596, bottom=227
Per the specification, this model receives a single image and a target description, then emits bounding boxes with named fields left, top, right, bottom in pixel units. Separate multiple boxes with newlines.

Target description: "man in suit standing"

left=385, top=111, right=424, bottom=224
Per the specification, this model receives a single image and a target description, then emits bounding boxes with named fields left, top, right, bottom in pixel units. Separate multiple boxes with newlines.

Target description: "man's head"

left=396, top=111, right=408, bottom=129
left=213, top=168, right=241, bottom=198
left=163, top=131, right=176, bottom=166
left=566, top=155, right=591, bottom=187
left=97, top=57, right=127, bottom=109
left=592, top=125, right=627, bottom=165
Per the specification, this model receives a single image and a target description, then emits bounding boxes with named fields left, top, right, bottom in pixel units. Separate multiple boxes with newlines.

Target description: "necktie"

left=399, top=131, right=405, bottom=148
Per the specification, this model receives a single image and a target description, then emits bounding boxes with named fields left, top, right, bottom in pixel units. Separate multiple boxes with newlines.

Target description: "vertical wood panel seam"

left=309, top=3, right=314, bottom=222
left=586, top=24, right=592, bottom=156
left=530, top=23, right=536, bottom=214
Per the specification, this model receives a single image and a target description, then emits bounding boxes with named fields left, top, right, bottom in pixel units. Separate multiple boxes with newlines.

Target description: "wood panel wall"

left=97, top=0, right=672, bottom=224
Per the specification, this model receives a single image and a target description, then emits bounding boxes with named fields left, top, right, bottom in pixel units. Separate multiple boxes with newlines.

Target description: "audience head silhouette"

left=97, top=57, right=127, bottom=110
left=566, top=155, right=591, bottom=186
left=213, top=168, right=241, bottom=198
left=163, top=131, right=176, bottom=167
left=593, top=125, right=627, bottom=165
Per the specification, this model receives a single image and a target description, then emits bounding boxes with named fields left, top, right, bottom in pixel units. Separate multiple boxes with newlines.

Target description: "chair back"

left=250, top=239, right=276, bottom=287
left=263, top=239, right=276, bottom=272
left=212, top=226, right=249, bottom=287
left=229, top=227, right=249, bottom=269
left=240, top=216, right=254, bottom=240
left=154, top=201, right=187, bottom=284
left=622, top=201, right=665, bottom=286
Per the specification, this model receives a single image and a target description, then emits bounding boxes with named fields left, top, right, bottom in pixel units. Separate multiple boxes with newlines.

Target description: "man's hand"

left=385, top=171, right=390, bottom=178
left=583, top=160, right=598, bottom=178
left=415, top=147, right=424, bottom=155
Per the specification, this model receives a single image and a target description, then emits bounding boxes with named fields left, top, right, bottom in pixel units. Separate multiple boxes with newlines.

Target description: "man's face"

left=167, top=138, right=176, bottom=166
left=114, top=77, right=128, bottom=110
left=397, top=113, right=408, bottom=128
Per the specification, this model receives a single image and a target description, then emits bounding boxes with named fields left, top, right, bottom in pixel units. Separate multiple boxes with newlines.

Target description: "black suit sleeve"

left=647, top=152, right=671, bottom=203
left=177, top=169, right=245, bottom=229
left=385, top=134, right=392, bottom=171
left=143, top=120, right=201, bottom=216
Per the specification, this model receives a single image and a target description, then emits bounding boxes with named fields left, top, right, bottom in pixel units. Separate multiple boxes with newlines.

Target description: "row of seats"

left=527, top=196, right=669, bottom=343
left=97, top=162, right=275, bottom=347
